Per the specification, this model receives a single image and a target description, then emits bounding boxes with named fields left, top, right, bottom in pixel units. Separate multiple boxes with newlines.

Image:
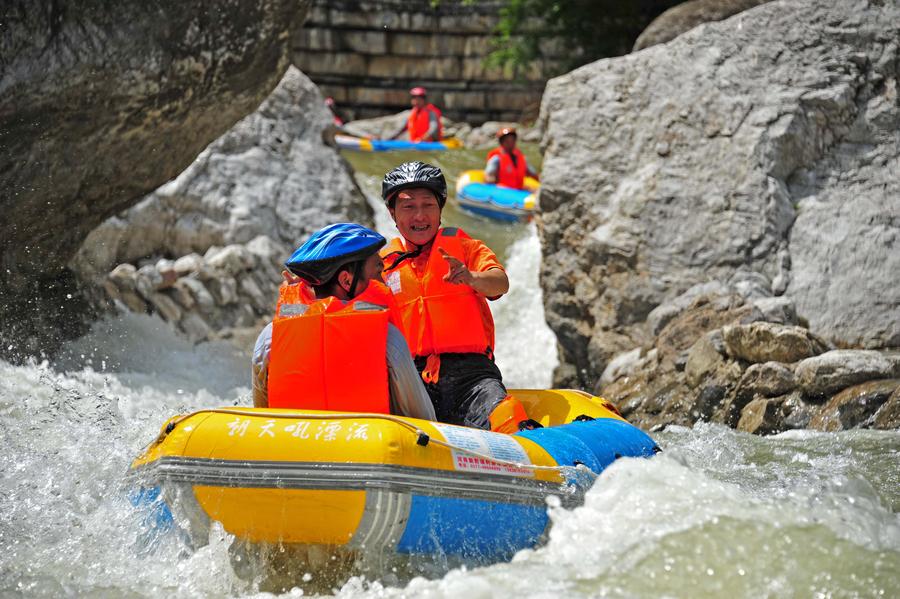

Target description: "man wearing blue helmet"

left=251, top=223, right=435, bottom=420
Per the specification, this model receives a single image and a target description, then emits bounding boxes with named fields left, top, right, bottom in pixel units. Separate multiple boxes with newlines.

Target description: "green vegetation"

left=485, top=0, right=685, bottom=76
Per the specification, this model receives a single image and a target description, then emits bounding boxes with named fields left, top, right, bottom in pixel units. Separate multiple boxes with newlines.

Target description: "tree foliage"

left=486, top=0, right=685, bottom=76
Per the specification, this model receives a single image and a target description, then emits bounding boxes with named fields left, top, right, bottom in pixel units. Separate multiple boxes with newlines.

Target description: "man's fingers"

left=446, top=266, right=472, bottom=285
left=438, top=250, right=470, bottom=285
left=440, top=248, right=462, bottom=264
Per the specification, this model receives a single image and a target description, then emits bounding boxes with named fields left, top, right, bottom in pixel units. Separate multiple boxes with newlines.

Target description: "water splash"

left=2, top=327, right=899, bottom=596
left=492, top=223, right=558, bottom=388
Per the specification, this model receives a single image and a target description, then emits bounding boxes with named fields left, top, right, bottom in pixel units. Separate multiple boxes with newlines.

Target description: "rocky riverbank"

left=600, top=283, right=900, bottom=433
left=72, top=67, right=373, bottom=344
left=538, top=0, right=899, bottom=432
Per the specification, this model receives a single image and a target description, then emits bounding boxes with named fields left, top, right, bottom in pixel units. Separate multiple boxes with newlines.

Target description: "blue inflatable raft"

left=455, top=170, right=539, bottom=222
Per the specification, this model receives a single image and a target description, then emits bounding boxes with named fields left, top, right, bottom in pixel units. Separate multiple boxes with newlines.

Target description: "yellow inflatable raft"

left=129, top=390, right=657, bottom=561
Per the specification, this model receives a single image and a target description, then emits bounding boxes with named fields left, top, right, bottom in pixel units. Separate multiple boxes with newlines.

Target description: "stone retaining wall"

left=293, top=0, right=552, bottom=123
left=102, top=238, right=287, bottom=344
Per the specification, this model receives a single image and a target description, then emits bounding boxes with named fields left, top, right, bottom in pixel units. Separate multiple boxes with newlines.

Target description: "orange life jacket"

left=381, top=228, right=494, bottom=360
left=267, top=280, right=394, bottom=413
left=407, top=104, right=443, bottom=142
left=487, top=147, right=528, bottom=189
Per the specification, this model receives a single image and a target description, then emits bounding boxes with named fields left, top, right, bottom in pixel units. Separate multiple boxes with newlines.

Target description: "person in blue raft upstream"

left=484, top=127, right=539, bottom=189
left=251, top=223, right=436, bottom=421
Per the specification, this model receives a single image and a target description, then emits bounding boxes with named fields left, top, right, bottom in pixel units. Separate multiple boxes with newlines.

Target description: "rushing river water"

left=1, top=146, right=898, bottom=598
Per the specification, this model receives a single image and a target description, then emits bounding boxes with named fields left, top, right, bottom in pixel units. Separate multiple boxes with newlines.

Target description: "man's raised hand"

left=439, top=247, right=474, bottom=286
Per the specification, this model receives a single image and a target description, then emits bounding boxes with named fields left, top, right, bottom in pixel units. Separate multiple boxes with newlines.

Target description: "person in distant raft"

left=324, top=97, right=345, bottom=127
left=379, top=161, right=538, bottom=433
left=390, top=87, right=443, bottom=142
left=251, top=223, right=435, bottom=422
left=484, top=127, right=539, bottom=190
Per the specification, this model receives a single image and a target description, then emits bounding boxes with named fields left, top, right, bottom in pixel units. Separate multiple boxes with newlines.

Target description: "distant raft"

left=129, top=389, right=658, bottom=563
left=335, top=134, right=463, bottom=152
left=455, top=170, right=539, bottom=223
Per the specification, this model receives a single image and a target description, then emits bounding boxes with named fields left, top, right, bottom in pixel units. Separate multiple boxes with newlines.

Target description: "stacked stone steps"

left=293, top=0, right=555, bottom=123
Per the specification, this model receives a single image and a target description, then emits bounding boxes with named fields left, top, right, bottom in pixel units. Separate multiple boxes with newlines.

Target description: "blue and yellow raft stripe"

left=335, top=134, right=463, bottom=152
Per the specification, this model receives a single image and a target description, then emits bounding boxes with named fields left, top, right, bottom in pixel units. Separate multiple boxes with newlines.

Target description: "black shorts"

left=415, top=353, right=507, bottom=430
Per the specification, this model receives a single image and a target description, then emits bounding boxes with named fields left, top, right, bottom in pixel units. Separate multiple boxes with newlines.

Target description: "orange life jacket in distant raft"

left=487, top=147, right=528, bottom=190
left=267, top=280, right=396, bottom=413
left=407, top=104, right=443, bottom=141
left=381, top=228, right=495, bottom=361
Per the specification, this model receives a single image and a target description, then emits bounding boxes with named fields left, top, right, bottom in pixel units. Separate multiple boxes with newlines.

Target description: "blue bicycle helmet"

left=285, top=224, right=386, bottom=290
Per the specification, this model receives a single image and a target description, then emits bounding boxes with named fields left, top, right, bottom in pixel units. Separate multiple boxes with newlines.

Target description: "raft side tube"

left=516, top=418, right=659, bottom=475
left=127, top=392, right=656, bottom=554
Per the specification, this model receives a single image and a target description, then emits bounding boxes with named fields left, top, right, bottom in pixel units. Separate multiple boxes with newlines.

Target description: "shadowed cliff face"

left=0, top=0, right=310, bottom=359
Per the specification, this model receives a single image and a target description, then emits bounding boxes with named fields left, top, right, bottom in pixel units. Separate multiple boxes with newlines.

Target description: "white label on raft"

left=432, top=423, right=533, bottom=477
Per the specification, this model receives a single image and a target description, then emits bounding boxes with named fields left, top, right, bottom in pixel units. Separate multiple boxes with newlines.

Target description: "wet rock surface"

left=538, top=0, right=900, bottom=398
left=810, top=379, right=900, bottom=432
left=72, top=67, right=372, bottom=343
left=0, top=0, right=310, bottom=359
left=873, top=386, right=900, bottom=430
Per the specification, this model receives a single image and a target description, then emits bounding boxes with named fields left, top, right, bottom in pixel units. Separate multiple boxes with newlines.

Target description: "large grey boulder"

left=788, top=171, right=900, bottom=348
left=633, top=0, right=773, bottom=51
left=0, top=0, right=309, bottom=359
left=539, top=0, right=900, bottom=389
left=73, top=68, right=373, bottom=343
left=73, top=67, right=371, bottom=278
